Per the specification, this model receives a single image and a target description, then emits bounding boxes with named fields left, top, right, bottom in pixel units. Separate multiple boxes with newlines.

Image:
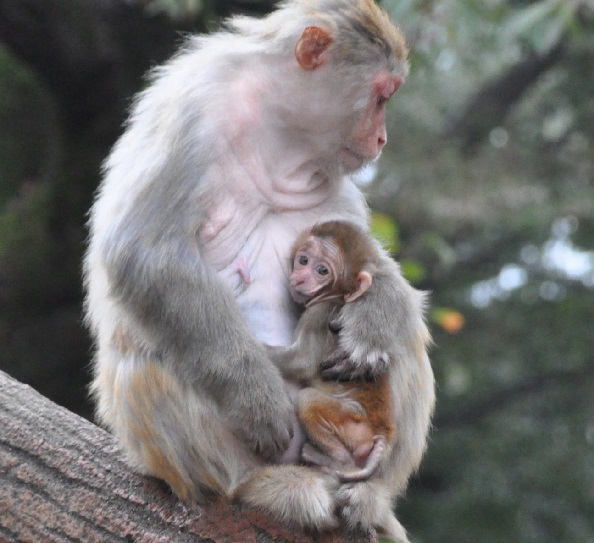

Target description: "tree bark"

left=0, top=370, right=373, bottom=543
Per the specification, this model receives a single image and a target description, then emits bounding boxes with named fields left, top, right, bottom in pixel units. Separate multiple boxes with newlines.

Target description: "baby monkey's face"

left=289, top=237, right=342, bottom=307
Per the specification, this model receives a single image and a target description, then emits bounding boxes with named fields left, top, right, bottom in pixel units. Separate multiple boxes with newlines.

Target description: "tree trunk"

left=0, top=370, right=373, bottom=543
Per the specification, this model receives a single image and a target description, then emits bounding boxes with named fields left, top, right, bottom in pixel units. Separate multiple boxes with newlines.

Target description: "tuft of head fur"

left=227, top=0, right=408, bottom=76
left=308, top=220, right=380, bottom=286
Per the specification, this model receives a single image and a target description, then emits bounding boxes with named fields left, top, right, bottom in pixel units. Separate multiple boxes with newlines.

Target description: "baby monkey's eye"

left=298, top=255, right=308, bottom=266
left=317, top=264, right=329, bottom=276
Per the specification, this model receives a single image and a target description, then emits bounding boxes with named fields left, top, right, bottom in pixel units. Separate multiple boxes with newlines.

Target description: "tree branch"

left=446, top=41, right=565, bottom=155
left=0, top=370, right=372, bottom=543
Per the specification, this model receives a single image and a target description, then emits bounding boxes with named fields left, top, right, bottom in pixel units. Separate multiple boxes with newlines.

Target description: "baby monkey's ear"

left=344, top=270, right=372, bottom=303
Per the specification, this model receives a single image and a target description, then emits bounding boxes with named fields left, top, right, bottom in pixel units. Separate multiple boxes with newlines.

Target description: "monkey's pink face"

left=341, top=73, right=403, bottom=171
left=289, top=238, right=341, bottom=306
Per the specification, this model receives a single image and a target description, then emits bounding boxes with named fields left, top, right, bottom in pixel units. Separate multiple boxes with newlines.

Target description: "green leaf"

left=371, top=211, right=400, bottom=254
left=400, top=258, right=426, bottom=284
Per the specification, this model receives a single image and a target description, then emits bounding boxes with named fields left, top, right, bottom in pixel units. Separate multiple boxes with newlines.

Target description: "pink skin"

left=289, top=256, right=333, bottom=305
left=340, top=73, right=403, bottom=171
left=289, top=238, right=341, bottom=305
left=235, top=256, right=251, bottom=285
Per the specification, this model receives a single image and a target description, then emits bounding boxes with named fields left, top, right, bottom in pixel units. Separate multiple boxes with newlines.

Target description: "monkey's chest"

left=206, top=213, right=303, bottom=346
left=200, top=199, right=341, bottom=345
left=199, top=191, right=264, bottom=270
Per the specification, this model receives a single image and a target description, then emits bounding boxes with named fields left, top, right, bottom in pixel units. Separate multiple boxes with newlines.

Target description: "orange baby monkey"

left=268, top=221, right=396, bottom=481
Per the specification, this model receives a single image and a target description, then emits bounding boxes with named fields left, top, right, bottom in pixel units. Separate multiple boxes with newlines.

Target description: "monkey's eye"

left=298, top=255, right=308, bottom=266
left=317, top=264, right=329, bottom=276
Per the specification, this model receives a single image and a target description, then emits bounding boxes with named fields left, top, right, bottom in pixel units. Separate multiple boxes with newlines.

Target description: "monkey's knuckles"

left=320, top=348, right=349, bottom=379
left=328, top=318, right=342, bottom=334
left=241, top=394, right=295, bottom=458
left=334, top=482, right=379, bottom=531
left=321, top=348, right=389, bottom=381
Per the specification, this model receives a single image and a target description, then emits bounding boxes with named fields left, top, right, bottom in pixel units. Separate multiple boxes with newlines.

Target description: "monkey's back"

left=317, top=373, right=396, bottom=442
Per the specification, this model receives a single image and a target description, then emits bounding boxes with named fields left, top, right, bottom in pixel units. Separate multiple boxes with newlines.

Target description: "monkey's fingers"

left=240, top=398, right=295, bottom=459
left=321, top=349, right=373, bottom=381
left=244, top=425, right=293, bottom=460
left=328, top=318, right=342, bottom=334
left=337, top=436, right=386, bottom=482
left=337, top=468, right=372, bottom=482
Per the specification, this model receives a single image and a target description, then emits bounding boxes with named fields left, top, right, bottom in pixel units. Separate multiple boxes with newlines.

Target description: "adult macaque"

left=261, top=221, right=433, bottom=539
left=84, top=0, right=429, bottom=537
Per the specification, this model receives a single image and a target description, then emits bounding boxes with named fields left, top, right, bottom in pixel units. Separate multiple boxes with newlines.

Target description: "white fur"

left=84, top=0, right=422, bottom=536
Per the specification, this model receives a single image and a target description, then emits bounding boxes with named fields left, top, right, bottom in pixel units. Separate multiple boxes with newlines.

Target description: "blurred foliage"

left=145, top=0, right=210, bottom=21
left=145, top=0, right=276, bottom=19
left=369, top=1, right=594, bottom=542
left=371, top=211, right=401, bottom=254
left=0, top=0, right=592, bottom=542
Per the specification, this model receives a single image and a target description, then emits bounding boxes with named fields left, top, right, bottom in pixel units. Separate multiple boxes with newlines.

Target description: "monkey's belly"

left=214, top=215, right=304, bottom=346
left=237, top=289, right=299, bottom=346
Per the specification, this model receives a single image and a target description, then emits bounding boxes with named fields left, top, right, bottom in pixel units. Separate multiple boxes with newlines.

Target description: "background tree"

left=375, top=2, right=594, bottom=542
left=0, top=1, right=592, bottom=541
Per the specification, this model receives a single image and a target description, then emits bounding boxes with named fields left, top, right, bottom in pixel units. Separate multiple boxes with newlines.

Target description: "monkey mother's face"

left=340, top=71, right=403, bottom=172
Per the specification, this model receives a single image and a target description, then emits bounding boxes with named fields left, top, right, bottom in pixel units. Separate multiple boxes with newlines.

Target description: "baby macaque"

left=267, top=221, right=398, bottom=481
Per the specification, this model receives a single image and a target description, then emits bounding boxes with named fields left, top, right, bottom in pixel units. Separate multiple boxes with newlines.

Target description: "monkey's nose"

left=377, top=128, right=387, bottom=150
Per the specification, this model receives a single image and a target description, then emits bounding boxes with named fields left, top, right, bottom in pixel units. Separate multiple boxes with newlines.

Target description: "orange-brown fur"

left=301, top=374, right=395, bottom=465
left=314, top=0, right=408, bottom=67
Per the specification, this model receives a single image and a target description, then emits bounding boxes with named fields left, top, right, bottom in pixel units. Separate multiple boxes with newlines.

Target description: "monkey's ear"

left=344, top=271, right=373, bottom=303
left=295, top=26, right=334, bottom=70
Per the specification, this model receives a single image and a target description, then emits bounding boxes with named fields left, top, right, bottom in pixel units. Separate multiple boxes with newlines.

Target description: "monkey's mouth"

left=340, top=148, right=366, bottom=171
left=291, top=286, right=342, bottom=308
left=290, top=287, right=309, bottom=305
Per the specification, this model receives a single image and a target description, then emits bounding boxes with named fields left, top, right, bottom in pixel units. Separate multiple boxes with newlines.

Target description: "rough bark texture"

left=0, top=370, right=374, bottom=543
